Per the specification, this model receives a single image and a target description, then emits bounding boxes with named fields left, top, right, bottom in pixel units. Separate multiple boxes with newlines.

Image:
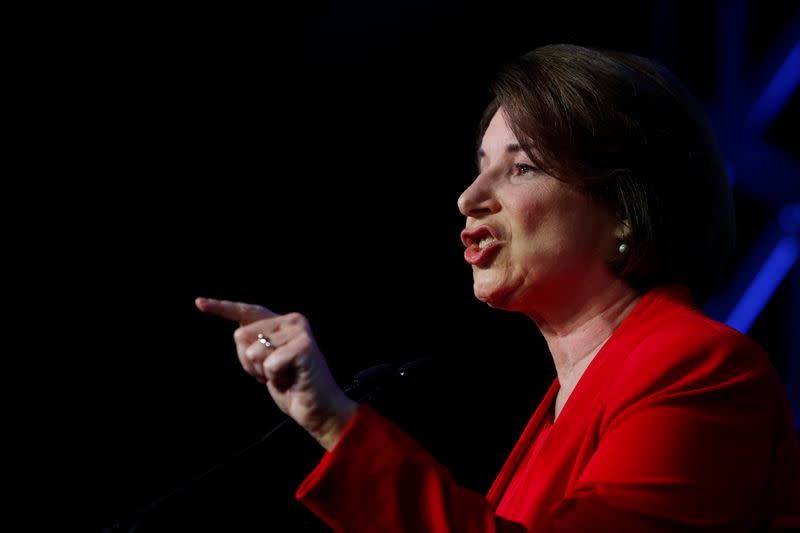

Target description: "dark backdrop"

left=45, top=2, right=798, bottom=531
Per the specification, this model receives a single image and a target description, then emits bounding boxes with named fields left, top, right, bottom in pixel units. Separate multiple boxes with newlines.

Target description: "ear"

left=615, top=218, right=631, bottom=241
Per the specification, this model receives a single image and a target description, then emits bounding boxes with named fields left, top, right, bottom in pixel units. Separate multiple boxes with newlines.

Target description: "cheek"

left=513, top=198, right=567, bottom=253
left=561, top=205, right=617, bottom=260
left=510, top=195, right=546, bottom=236
left=513, top=196, right=604, bottom=259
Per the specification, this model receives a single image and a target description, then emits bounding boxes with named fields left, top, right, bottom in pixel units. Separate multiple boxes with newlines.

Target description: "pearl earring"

left=618, top=243, right=628, bottom=254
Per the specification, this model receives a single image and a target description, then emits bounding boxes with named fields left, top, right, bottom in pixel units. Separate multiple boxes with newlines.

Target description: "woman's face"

left=457, top=108, right=622, bottom=311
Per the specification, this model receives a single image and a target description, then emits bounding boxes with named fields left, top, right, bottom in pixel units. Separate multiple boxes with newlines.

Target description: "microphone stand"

left=101, top=359, right=432, bottom=533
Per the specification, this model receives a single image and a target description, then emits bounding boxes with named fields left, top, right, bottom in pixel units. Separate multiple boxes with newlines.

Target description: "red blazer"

left=296, top=285, right=800, bottom=531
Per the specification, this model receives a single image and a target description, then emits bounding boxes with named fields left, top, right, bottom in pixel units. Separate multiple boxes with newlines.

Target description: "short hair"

left=477, top=44, right=735, bottom=303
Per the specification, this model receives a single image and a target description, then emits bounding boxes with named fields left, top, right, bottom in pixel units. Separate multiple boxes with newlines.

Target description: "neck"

left=524, top=277, right=641, bottom=412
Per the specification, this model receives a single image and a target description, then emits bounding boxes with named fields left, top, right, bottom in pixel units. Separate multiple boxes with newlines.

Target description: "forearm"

left=297, top=403, right=526, bottom=533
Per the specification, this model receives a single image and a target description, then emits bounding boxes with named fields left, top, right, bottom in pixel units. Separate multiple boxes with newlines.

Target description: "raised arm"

left=197, top=297, right=529, bottom=532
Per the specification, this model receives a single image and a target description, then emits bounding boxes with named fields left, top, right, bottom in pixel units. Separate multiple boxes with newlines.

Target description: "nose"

left=457, top=173, right=500, bottom=218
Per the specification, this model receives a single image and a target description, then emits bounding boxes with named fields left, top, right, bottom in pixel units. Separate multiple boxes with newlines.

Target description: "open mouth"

left=461, top=225, right=503, bottom=266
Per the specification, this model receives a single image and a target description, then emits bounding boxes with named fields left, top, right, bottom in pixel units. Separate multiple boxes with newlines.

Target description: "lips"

left=460, top=225, right=501, bottom=248
left=461, top=225, right=503, bottom=266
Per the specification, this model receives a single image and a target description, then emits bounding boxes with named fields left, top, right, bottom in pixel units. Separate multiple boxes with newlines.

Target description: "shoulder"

left=635, top=301, right=765, bottom=364
left=618, top=284, right=768, bottom=370
left=604, top=284, right=778, bottom=413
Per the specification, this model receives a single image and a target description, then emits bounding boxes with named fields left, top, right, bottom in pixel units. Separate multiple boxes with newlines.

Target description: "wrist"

left=315, top=397, right=359, bottom=452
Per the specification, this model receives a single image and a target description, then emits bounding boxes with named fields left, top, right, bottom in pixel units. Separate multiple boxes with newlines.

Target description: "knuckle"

left=233, top=327, right=248, bottom=343
left=296, top=329, right=313, bottom=346
left=244, top=345, right=261, bottom=362
left=262, top=358, right=276, bottom=374
left=264, top=350, right=291, bottom=372
left=237, top=353, right=251, bottom=369
left=247, top=361, right=264, bottom=376
left=286, top=312, right=306, bottom=326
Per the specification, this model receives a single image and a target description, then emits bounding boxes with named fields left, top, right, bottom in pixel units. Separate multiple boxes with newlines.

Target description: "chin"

left=473, top=282, right=512, bottom=310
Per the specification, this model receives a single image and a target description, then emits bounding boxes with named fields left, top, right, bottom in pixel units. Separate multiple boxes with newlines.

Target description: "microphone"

left=111, top=357, right=437, bottom=532
left=344, top=357, right=437, bottom=399
left=344, top=361, right=395, bottom=394
left=397, top=356, right=438, bottom=380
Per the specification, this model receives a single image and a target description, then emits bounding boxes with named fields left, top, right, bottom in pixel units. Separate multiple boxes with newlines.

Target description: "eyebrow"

left=476, top=143, right=523, bottom=168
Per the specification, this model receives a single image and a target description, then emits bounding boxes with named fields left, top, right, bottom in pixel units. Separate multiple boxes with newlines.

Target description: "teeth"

left=478, top=236, right=496, bottom=250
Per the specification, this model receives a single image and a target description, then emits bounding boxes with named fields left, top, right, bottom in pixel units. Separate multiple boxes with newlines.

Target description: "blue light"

left=779, top=203, right=800, bottom=233
left=726, top=236, right=799, bottom=332
left=725, top=160, right=736, bottom=186
left=748, top=41, right=800, bottom=129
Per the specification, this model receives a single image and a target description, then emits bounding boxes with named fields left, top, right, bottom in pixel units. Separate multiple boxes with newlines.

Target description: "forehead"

left=482, top=110, right=517, bottom=146
left=477, top=110, right=524, bottom=163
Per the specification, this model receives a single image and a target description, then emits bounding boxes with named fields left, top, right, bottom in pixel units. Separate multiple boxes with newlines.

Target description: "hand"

left=195, top=297, right=358, bottom=451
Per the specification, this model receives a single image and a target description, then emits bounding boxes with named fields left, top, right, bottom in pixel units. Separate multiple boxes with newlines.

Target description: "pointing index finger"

left=195, top=297, right=278, bottom=324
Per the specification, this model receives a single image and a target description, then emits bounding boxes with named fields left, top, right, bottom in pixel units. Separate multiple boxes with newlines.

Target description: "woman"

left=196, top=45, right=800, bottom=531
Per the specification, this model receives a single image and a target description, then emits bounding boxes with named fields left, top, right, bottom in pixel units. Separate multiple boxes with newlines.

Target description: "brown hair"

left=478, top=44, right=735, bottom=303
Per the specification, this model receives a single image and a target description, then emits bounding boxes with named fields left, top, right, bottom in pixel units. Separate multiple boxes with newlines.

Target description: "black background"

left=33, top=2, right=798, bottom=531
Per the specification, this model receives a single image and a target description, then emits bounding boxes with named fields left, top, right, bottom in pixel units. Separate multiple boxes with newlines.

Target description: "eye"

left=512, top=163, right=539, bottom=176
